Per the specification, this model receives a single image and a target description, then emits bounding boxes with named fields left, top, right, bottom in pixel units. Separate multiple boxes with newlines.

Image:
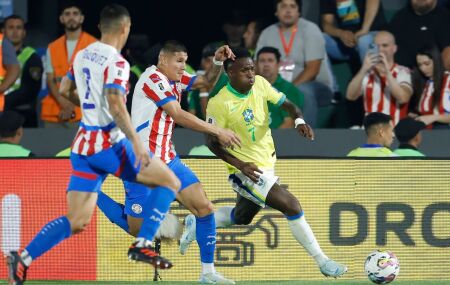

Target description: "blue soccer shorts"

left=123, top=156, right=199, bottom=217
left=68, top=139, right=144, bottom=192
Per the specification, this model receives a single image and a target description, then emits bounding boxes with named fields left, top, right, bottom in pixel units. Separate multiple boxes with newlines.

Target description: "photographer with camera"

left=346, top=31, right=413, bottom=126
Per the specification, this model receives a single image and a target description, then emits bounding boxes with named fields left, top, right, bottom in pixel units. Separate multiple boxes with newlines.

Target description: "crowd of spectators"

left=0, top=0, right=449, bottom=157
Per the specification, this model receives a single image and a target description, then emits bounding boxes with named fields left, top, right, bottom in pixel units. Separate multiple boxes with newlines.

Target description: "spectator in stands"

left=389, top=0, right=450, bottom=70
left=256, top=0, right=334, bottom=128
left=243, top=18, right=267, bottom=56
left=346, top=31, right=413, bottom=126
left=321, top=0, right=386, bottom=73
left=347, top=112, right=396, bottom=157
left=0, top=30, right=20, bottom=115
left=3, top=15, right=43, bottom=128
left=256, top=47, right=305, bottom=129
left=123, top=34, right=149, bottom=114
left=411, top=45, right=450, bottom=129
left=393, top=117, right=426, bottom=156
left=0, top=110, right=33, bottom=157
left=42, top=2, right=96, bottom=128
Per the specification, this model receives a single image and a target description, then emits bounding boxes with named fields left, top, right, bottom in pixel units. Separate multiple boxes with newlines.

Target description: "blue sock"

left=196, top=213, right=216, bottom=263
left=137, top=186, right=176, bottom=241
left=97, top=191, right=129, bottom=233
left=25, top=216, right=71, bottom=260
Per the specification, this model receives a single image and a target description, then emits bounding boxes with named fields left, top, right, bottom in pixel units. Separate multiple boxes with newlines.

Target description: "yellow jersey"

left=206, top=75, right=286, bottom=173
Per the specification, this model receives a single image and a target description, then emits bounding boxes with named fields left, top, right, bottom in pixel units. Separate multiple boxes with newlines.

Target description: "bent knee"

left=194, top=201, right=214, bottom=217
left=233, top=213, right=253, bottom=225
left=69, top=218, right=91, bottom=234
left=284, top=199, right=302, bottom=217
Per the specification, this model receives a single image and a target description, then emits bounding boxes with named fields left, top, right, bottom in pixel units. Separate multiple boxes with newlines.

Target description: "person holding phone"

left=346, top=31, right=413, bottom=126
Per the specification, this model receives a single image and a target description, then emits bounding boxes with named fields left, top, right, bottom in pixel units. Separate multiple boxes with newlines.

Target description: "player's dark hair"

left=363, top=112, right=392, bottom=135
left=257, top=46, right=281, bottom=62
left=160, top=40, right=188, bottom=54
left=3, top=14, right=25, bottom=28
left=60, top=0, right=83, bottom=15
left=224, top=47, right=251, bottom=72
left=274, top=0, right=302, bottom=11
left=99, top=4, right=130, bottom=34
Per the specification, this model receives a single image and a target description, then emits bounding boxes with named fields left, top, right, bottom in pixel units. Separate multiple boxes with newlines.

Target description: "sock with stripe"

left=97, top=191, right=129, bottom=233
left=286, top=212, right=328, bottom=266
left=196, top=213, right=216, bottom=273
left=215, top=206, right=235, bottom=228
left=24, top=216, right=72, bottom=262
left=136, top=186, right=176, bottom=245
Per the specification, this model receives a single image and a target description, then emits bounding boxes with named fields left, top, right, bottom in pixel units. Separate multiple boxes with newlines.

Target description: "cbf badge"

left=242, top=109, right=254, bottom=123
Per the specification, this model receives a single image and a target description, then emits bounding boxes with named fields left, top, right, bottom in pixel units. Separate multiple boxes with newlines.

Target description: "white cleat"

left=319, top=259, right=348, bottom=278
left=199, top=272, right=235, bottom=284
left=179, top=214, right=197, bottom=255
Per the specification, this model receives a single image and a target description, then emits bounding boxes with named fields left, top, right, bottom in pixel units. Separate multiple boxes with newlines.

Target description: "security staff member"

left=3, top=14, right=43, bottom=127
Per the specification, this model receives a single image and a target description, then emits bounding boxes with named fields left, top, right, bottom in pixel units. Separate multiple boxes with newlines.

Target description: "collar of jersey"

left=362, top=144, right=383, bottom=148
left=226, top=82, right=252, bottom=98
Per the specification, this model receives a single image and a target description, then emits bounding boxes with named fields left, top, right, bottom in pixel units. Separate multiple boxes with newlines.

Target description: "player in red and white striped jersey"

left=412, top=45, right=450, bottom=129
left=7, top=6, right=180, bottom=285
left=347, top=31, right=413, bottom=125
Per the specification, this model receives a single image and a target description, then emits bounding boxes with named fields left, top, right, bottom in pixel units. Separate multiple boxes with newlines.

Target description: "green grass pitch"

left=7, top=281, right=449, bottom=285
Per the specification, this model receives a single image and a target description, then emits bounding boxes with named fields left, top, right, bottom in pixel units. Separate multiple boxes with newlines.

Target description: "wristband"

left=213, top=58, right=224, bottom=66
left=199, top=92, right=209, bottom=98
left=294, top=118, right=306, bottom=128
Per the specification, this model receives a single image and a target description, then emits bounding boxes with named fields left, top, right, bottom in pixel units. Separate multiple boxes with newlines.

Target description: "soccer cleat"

left=319, top=259, right=348, bottom=278
left=199, top=272, right=236, bottom=284
left=7, top=251, right=28, bottom=285
left=179, top=214, right=196, bottom=255
left=128, top=242, right=173, bottom=269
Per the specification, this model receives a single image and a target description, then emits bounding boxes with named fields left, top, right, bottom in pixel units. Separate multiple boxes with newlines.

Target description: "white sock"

left=287, top=215, right=328, bottom=266
left=20, top=250, right=32, bottom=267
left=201, top=262, right=215, bottom=274
left=215, top=206, right=235, bottom=228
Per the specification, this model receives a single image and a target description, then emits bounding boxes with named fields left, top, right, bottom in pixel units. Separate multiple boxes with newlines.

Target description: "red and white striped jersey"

left=131, top=65, right=196, bottom=163
left=362, top=64, right=412, bottom=125
left=68, top=41, right=129, bottom=155
left=418, top=72, right=450, bottom=115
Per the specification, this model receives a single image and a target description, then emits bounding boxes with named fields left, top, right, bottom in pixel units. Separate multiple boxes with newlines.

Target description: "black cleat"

left=127, top=242, right=173, bottom=269
left=6, top=251, right=28, bottom=285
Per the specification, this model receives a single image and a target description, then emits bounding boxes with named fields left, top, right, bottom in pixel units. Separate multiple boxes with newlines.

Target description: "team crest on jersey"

left=150, top=73, right=162, bottom=83
left=242, top=108, right=254, bottom=123
left=132, top=204, right=143, bottom=214
left=158, top=83, right=164, bottom=90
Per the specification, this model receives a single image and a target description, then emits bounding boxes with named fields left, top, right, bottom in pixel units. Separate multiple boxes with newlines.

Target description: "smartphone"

left=368, top=43, right=379, bottom=55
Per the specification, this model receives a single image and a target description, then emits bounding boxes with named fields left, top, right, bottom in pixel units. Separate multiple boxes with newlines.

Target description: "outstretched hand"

left=239, top=162, right=263, bottom=183
left=214, top=45, right=236, bottom=62
left=296, top=123, right=314, bottom=140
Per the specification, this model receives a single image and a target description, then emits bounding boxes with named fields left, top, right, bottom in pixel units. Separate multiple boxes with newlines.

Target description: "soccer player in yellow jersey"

left=180, top=48, right=347, bottom=278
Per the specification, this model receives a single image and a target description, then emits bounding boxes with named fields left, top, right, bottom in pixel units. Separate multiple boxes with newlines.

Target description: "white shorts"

left=228, top=169, right=279, bottom=207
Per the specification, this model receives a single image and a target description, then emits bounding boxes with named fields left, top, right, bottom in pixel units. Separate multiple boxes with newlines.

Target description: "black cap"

left=394, top=117, right=426, bottom=142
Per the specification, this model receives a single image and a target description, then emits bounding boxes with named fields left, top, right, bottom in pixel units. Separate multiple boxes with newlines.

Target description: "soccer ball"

left=364, top=250, right=400, bottom=284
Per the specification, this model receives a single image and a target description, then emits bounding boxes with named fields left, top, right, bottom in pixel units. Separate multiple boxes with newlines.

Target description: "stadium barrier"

left=1, top=158, right=449, bottom=281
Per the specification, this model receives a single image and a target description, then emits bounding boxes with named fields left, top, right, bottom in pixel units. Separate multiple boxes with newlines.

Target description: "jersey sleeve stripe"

left=185, top=75, right=197, bottom=92
left=276, top=94, right=286, bottom=106
left=136, top=120, right=150, bottom=133
left=80, top=121, right=116, bottom=131
left=104, top=83, right=126, bottom=94
left=156, top=96, right=177, bottom=107
left=142, top=83, right=162, bottom=102
left=66, top=71, right=75, bottom=81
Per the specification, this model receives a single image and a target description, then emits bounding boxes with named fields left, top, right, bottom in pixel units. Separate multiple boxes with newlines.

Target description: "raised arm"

left=162, top=100, right=240, bottom=148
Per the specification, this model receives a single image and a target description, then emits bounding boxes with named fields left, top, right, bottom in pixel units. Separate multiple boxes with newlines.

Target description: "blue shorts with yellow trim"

left=123, top=156, right=199, bottom=217
left=67, top=139, right=142, bottom=192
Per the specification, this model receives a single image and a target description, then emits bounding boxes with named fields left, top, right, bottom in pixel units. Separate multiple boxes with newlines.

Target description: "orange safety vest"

left=41, top=31, right=97, bottom=122
left=0, top=34, right=8, bottom=112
